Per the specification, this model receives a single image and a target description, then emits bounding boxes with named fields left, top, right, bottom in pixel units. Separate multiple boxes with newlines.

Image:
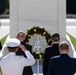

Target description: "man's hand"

left=19, top=45, right=27, bottom=52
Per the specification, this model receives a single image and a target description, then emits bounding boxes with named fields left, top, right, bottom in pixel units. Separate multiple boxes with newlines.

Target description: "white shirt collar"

left=52, top=42, right=59, bottom=45
left=60, top=52, right=68, bottom=54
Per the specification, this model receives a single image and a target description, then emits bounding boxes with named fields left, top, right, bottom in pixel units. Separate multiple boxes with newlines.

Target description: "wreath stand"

left=33, top=35, right=41, bottom=75
left=37, top=60, right=39, bottom=75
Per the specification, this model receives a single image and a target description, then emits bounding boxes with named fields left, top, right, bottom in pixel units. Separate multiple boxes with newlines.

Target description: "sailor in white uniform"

left=0, top=38, right=35, bottom=75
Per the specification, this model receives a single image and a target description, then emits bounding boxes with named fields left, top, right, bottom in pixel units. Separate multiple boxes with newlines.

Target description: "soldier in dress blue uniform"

left=0, top=38, right=35, bottom=75
left=48, top=41, right=76, bottom=75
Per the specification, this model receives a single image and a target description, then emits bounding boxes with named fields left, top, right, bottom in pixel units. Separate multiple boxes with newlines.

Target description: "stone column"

left=10, top=0, right=19, bottom=37
left=10, top=0, right=66, bottom=39
left=57, top=0, right=66, bottom=41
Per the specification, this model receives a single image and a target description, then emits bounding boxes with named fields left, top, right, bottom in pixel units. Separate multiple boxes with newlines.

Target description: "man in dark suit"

left=0, top=42, right=2, bottom=50
left=48, top=41, right=76, bottom=75
left=43, top=33, right=60, bottom=75
left=16, top=31, right=33, bottom=75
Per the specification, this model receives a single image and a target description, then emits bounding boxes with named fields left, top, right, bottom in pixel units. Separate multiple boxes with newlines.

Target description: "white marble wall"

left=10, top=0, right=66, bottom=40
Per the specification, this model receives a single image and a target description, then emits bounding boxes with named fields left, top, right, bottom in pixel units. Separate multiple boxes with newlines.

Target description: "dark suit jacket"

left=16, top=41, right=33, bottom=75
left=0, top=42, right=2, bottom=50
left=48, top=54, right=76, bottom=75
left=43, top=43, right=60, bottom=75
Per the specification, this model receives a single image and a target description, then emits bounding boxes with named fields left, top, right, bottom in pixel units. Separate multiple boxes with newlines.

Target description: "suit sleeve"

left=28, top=45, right=32, bottom=53
left=0, top=42, right=2, bottom=50
left=21, top=50, right=35, bottom=66
left=47, top=59, right=54, bottom=75
left=43, top=49, right=49, bottom=75
left=23, top=42, right=32, bottom=53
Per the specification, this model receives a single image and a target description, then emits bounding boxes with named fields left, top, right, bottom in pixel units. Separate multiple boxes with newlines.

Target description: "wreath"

left=25, top=26, right=52, bottom=46
left=32, top=50, right=44, bottom=60
left=25, top=26, right=52, bottom=60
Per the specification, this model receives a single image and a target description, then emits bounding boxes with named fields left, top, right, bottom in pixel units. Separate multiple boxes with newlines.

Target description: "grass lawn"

left=67, top=33, right=76, bottom=51
left=0, top=34, right=9, bottom=46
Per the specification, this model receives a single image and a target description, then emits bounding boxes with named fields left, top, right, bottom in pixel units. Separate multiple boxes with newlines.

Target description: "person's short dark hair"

left=59, top=41, right=69, bottom=50
left=52, top=33, right=60, bottom=41
left=7, top=47, right=18, bottom=52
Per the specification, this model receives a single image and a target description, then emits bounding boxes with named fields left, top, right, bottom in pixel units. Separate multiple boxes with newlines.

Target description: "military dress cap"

left=5, top=38, right=20, bottom=47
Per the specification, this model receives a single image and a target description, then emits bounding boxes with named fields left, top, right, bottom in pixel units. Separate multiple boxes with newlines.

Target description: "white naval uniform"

left=0, top=50, right=35, bottom=75
left=2, top=45, right=9, bottom=57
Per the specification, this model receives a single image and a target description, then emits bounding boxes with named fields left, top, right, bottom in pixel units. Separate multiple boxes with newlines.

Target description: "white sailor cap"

left=5, top=38, right=20, bottom=47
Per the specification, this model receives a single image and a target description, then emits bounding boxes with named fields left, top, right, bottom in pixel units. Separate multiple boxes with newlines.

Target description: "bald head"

left=59, top=41, right=69, bottom=54
left=16, top=31, right=26, bottom=41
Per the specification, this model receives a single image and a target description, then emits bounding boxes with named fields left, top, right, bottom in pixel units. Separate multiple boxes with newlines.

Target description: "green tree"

left=0, top=0, right=9, bottom=15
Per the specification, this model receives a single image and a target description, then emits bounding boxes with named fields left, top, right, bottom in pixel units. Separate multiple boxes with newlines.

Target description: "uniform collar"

left=8, top=52, right=16, bottom=56
left=61, top=52, right=68, bottom=54
left=60, top=53, right=69, bottom=57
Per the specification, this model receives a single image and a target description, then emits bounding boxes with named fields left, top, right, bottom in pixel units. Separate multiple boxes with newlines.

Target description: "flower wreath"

left=25, top=26, right=52, bottom=60
left=25, top=26, right=52, bottom=46
left=32, top=50, right=44, bottom=60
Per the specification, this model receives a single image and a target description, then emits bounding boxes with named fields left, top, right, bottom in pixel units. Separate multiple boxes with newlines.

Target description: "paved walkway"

left=0, top=19, right=9, bottom=39
left=66, top=26, right=76, bottom=39
left=0, top=26, right=9, bottom=39
left=66, top=19, right=76, bottom=39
